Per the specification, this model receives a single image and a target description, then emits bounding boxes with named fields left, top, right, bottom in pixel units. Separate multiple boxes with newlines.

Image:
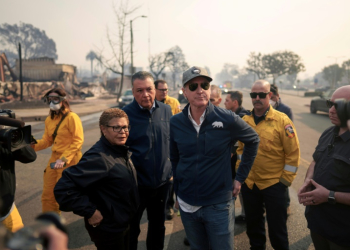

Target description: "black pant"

left=130, top=182, right=171, bottom=250
left=241, top=183, right=289, bottom=250
left=311, top=231, right=350, bottom=250
left=166, top=179, right=175, bottom=209
left=87, top=225, right=130, bottom=250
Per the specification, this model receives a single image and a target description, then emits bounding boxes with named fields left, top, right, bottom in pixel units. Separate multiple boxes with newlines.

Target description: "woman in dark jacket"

left=54, top=108, right=139, bottom=250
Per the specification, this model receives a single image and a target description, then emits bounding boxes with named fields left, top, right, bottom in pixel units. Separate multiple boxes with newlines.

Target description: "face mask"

left=50, top=102, right=61, bottom=111
left=269, top=100, right=276, bottom=107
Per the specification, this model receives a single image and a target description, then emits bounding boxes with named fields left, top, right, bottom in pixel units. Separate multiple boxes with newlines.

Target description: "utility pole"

left=328, top=56, right=345, bottom=88
left=130, top=15, right=147, bottom=75
left=18, top=43, right=23, bottom=101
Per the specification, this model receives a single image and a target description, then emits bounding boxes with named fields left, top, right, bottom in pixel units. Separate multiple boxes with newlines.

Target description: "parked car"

left=315, top=86, right=330, bottom=92
left=118, top=89, right=133, bottom=108
left=310, top=89, right=335, bottom=114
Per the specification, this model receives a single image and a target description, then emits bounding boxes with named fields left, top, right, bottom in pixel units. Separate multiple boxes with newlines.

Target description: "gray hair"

left=132, top=71, right=154, bottom=86
left=210, top=85, right=222, bottom=98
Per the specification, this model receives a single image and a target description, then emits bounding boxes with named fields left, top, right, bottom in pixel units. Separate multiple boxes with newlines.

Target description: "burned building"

left=14, top=57, right=77, bottom=83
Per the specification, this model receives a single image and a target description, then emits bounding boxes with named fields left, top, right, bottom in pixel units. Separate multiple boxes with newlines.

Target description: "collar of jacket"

left=131, top=98, right=159, bottom=112
left=100, top=135, right=131, bottom=157
left=248, top=105, right=278, bottom=122
left=181, top=101, right=214, bottom=120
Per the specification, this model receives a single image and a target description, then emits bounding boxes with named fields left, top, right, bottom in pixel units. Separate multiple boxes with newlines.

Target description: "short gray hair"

left=132, top=71, right=154, bottom=86
left=210, top=85, right=222, bottom=98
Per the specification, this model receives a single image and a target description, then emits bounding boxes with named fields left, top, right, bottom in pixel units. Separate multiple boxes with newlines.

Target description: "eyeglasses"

left=44, top=96, right=66, bottom=105
left=157, top=88, right=168, bottom=92
left=188, top=82, right=210, bottom=91
left=326, top=99, right=337, bottom=109
left=106, top=125, right=130, bottom=133
left=250, top=92, right=270, bottom=99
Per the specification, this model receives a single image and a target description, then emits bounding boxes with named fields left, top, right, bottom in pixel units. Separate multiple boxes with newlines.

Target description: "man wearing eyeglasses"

left=236, top=80, right=300, bottom=250
left=154, top=79, right=181, bottom=221
left=298, top=85, right=350, bottom=249
left=170, top=66, right=260, bottom=249
left=123, top=71, right=173, bottom=250
left=155, top=79, right=181, bottom=116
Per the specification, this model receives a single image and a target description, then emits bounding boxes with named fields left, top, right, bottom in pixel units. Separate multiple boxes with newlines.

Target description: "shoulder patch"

left=285, top=124, right=295, bottom=138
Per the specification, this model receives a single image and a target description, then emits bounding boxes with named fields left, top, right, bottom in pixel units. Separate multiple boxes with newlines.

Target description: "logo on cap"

left=192, top=68, right=201, bottom=74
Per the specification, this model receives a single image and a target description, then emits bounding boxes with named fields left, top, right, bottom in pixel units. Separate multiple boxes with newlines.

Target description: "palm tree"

left=86, top=50, right=97, bottom=77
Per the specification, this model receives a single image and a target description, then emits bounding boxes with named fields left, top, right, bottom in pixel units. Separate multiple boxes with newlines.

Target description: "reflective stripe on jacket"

left=34, top=110, right=84, bottom=165
left=236, top=106, right=300, bottom=189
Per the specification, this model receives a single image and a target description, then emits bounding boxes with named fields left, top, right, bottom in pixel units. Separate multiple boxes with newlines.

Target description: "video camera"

left=335, top=99, right=350, bottom=127
left=0, top=212, right=67, bottom=250
left=0, top=110, right=31, bottom=152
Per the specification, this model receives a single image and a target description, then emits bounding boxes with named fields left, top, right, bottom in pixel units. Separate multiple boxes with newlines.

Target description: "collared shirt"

left=138, top=101, right=156, bottom=114
left=306, top=126, right=350, bottom=246
left=178, top=105, right=206, bottom=213
left=253, top=106, right=270, bottom=125
left=187, top=105, right=206, bottom=132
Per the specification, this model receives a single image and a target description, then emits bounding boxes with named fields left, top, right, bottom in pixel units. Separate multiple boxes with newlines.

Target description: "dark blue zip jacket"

left=170, top=102, right=259, bottom=206
left=275, top=99, right=293, bottom=121
left=123, top=99, right=172, bottom=188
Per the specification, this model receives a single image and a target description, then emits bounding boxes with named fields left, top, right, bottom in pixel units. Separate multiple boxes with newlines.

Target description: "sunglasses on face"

left=188, top=82, right=210, bottom=91
left=326, top=99, right=338, bottom=109
left=250, top=92, right=270, bottom=99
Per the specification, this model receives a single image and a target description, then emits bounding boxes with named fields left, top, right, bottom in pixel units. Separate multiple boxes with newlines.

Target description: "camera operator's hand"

left=54, top=159, right=65, bottom=169
left=88, top=209, right=103, bottom=227
left=39, top=225, right=68, bottom=250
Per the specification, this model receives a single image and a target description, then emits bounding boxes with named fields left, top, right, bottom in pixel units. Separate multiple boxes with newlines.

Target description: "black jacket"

left=54, top=136, right=139, bottom=233
left=0, top=146, right=37, bottom=217
left=123, top=99, right=172, bottom=188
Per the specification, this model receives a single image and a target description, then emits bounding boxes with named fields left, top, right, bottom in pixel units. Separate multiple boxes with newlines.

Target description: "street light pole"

left=130, top=15, right=147, bottom=75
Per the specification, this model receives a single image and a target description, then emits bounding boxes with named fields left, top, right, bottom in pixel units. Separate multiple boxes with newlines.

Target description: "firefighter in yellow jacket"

left=32, top=88, right=84, bottom=214
left=155, top=79, right=181, bottom=115
left=236, top=80, right=300, bottom=250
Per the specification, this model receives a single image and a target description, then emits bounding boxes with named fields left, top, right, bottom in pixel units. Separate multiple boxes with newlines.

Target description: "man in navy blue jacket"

left=123, top=71, right=172, bottom=250
left=170, top=66, right=260, bottom=250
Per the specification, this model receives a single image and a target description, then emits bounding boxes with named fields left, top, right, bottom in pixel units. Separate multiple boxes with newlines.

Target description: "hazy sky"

left=2, top=0, right=350, bottom=83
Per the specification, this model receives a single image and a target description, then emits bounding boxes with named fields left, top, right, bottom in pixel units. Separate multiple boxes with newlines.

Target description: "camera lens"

left=10, top=128, right=24, bottom=148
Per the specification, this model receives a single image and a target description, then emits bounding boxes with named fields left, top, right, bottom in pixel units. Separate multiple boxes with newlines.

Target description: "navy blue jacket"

left=235, top=106, right=249, bottom=118
left=275, top=99, right=293, bottom=121
left=123, top=99, right=172, bottom=188
left=170, top=103, right=259, bottom=206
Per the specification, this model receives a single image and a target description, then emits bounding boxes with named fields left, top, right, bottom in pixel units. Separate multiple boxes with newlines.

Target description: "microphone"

left=0, top=116, right=25, bottom=128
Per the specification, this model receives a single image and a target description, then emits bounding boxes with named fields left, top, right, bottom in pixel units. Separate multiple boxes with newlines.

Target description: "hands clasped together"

left=298, top=179, right=329, bottom=206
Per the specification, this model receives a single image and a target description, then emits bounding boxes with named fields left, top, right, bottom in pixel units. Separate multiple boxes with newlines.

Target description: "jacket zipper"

left=149, top=116, right=156, bottom=187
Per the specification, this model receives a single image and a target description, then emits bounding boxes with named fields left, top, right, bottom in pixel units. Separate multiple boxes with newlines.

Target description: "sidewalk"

left=12, top=96, right=119, bottom=124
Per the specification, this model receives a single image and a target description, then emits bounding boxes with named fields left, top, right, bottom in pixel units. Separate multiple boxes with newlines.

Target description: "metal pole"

left=18, top=43, right=23, bottom=101
left=130, top=20, right=134, bottom=75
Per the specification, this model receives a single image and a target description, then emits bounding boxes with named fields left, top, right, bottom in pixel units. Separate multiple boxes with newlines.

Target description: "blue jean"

left=180, top=199, right=235, bottom=250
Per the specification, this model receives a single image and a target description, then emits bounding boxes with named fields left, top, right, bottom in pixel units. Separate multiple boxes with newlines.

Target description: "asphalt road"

left=13, top=90, right=332, bottom=250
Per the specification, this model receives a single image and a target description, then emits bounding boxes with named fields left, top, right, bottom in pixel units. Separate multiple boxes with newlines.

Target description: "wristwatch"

left=328, top=190, right=336, bottom=204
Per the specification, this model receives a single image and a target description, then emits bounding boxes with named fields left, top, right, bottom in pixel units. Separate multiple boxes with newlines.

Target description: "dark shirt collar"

left=333, top=126, right=350, bottom=142
left=252, top=106, right=270, bottom=125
